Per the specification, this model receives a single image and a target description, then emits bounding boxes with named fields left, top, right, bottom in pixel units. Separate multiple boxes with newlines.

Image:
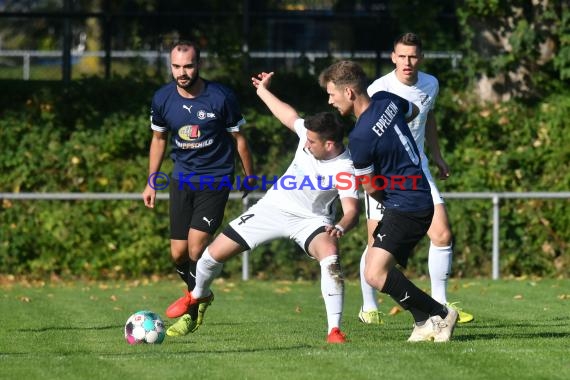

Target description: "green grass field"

left=1, top=278, right=568, bottom=380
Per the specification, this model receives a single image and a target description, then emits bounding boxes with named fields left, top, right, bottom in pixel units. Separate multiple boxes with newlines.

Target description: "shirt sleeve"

left=430, top=78, right=440, bottom=111
left=150, top=96, right=168, bottom=133
left=348, top=138, right=374, bottom=176
left=293, top=118, right=306, bottom=137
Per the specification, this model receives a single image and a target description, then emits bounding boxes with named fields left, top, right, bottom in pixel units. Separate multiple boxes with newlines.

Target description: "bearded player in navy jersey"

left=142, top=40, right=254, bottom=337
left=319, top=60, right=458, bottom=342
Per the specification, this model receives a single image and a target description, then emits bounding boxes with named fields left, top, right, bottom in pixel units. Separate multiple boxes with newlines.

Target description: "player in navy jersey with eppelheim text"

left=319, top=60, right=458, bottom=342
left=359, top=33, right=473, bottom=326
left=141, top=40, right=255, bottom=337
left=174, top=71, right=360, bottom=344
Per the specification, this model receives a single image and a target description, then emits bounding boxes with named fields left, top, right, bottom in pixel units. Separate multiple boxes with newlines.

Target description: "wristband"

left=334, top=224, right=345, bottom=234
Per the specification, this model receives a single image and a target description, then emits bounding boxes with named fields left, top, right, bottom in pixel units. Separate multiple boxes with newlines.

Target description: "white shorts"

left=227, top=198, right=333, bottom=254
left=365, top=153, right=444, bottom=221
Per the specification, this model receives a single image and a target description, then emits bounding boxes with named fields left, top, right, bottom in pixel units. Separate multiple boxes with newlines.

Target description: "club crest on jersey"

left=178, top=125, right=200, bottom=141
left=316, top=174, right=333, bottom=189
left=420, top=94, right=430, bottom=106
left=197, top=109, right=217, bottom=120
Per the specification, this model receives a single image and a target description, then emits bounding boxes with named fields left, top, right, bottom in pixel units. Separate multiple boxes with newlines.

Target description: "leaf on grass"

left=274, top=287, right=291, bottom=294
left=295, top=306, right=302, bottom=313
left=19, top=296, right=31, bottom=303
left=221, top=282, right=236, bottom=293
left=389, top=306, right=402, bottom=316
left=110, top=295, right=118, bottom=301
left=558, top=294, right=570, bottom=300
left=514, top=294, right=523, bottom=300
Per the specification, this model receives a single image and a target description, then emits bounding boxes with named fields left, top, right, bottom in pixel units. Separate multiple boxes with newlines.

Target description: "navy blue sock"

left=381, top=267, right=446, bottom=323
left=175, top=259, right=198, bottom=319
left=175, top=260, right=197, bottom=291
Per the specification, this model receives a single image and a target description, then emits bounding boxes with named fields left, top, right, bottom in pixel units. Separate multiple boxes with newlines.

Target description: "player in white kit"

left=359, top=33, right=473, bottom=325
left=172, top=71, right=359, bottom=344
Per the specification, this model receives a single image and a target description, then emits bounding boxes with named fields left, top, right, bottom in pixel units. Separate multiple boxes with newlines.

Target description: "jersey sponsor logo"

left=202, top=216, right=214, bottom=226
left=178, top=125, right=201, bottom=141
left=174, top=138, right=214, bottom=150
left=182, top=104, right=193, bottom=114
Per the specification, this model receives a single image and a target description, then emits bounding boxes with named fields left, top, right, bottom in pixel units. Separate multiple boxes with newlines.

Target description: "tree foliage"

left=457, top=0, right=569, bottom=101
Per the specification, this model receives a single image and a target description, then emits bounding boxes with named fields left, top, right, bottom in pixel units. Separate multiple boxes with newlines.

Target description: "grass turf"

left=0, top=278, right=568, bottom=380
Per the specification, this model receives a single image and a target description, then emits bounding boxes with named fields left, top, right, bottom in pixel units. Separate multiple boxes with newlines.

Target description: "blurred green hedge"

left=0, top=76, right=568, bottom=280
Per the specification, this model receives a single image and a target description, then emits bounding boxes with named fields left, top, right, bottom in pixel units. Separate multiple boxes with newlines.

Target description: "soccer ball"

left=124, top=310, right=166, bottom=345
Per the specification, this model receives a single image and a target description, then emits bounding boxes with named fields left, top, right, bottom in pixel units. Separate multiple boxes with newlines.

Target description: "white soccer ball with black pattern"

left=124, top=310, right=166, bottom=344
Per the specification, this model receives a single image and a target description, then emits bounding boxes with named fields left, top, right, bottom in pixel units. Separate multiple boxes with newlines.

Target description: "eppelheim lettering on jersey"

left=372, top=101, right=399, bottom=137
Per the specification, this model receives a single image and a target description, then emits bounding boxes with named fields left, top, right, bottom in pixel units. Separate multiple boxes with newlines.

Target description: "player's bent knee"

left=364, top=269, right=385, bottom=290
left=428, top=229, right=453, bottom=246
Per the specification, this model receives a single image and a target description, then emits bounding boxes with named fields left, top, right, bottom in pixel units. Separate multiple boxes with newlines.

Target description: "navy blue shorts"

left=169, top=179, right=230, bottom=240
left=371, top=206, right=434, bottom=267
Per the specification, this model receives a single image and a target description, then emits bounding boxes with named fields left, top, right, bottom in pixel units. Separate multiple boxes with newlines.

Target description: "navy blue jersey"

left=349, top=91, right=432, bottom=211
left=150, top=80, right=245, bottom=182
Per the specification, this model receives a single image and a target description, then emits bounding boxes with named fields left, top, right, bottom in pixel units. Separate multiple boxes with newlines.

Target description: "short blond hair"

left=318, top=60, right=368, bottom=95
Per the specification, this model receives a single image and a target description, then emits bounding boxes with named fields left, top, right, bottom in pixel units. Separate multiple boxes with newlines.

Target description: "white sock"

left=192, top=248, right=223, bottom=299
left=360, top=246, right=379, bottom=312
left=319, top=255, right=344, bottom=333
left=428, top=242, right=452, bottom=304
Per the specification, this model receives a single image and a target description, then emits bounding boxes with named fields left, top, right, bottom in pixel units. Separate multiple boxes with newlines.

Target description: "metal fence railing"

left=0, top=50, right=463, bottom=80
left=2, top=191, right=568, bottom=280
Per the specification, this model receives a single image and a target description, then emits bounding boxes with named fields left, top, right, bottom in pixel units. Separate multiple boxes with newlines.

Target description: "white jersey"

left=367, top=70, right=439, bottom=154
left=261, top=119, right=358, bottom=220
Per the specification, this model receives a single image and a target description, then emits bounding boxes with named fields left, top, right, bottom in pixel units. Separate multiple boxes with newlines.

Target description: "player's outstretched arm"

left=252, top=71, right=299, bottom=131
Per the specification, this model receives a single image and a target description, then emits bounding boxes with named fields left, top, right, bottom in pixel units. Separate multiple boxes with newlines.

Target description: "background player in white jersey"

left=177, top=71, right=360, bottom=344
left=358, top=33, right=473, bottom=325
